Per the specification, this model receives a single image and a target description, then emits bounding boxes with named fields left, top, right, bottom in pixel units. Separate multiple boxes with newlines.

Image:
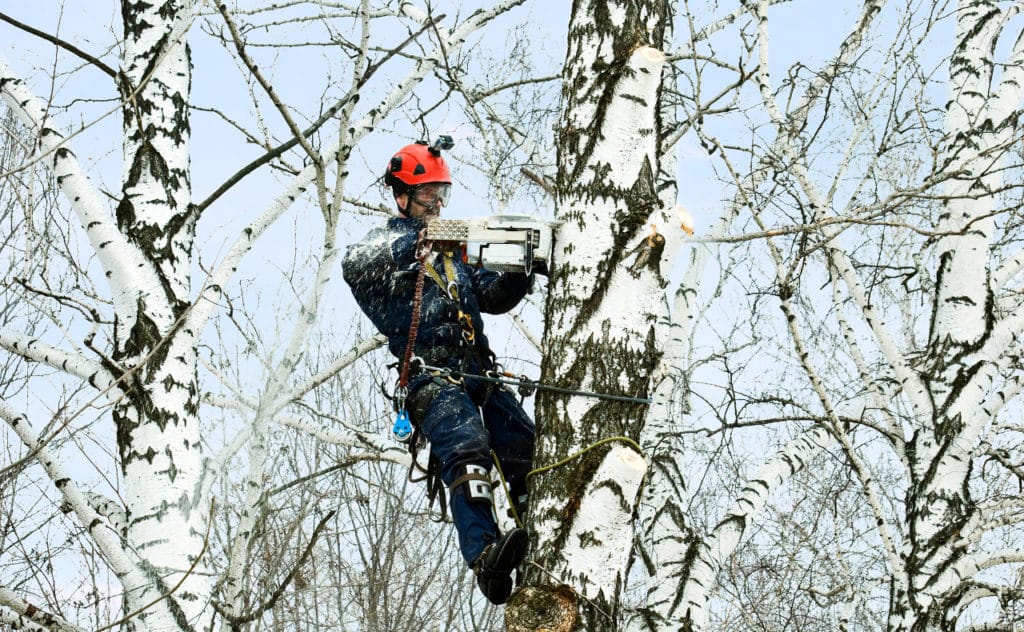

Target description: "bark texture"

left=507, top=0, right=670, bottom=629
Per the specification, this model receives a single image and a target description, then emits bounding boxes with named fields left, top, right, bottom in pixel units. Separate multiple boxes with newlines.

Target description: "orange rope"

left=397, top=230, right=431, bottom=392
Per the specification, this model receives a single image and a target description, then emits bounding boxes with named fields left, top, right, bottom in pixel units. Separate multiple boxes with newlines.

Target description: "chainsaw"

left=425, top=214, right=554, bottom=275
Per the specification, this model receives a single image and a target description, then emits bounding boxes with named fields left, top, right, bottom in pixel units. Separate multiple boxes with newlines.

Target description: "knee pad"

left=451, top=463, right=494, bottom=506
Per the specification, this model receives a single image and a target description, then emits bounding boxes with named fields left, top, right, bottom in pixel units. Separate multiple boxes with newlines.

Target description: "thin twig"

left=217, top=3, right=321, bottom=167
left=194, top=12, right=444, bottom=213
left=214, top=510, right=337, bottom=625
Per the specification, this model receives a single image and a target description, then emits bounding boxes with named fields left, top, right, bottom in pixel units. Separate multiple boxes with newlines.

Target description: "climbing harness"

left=391, top=232, right=487, bottom=520
left=422, top=246, right=476, bottom=346
left=410, top=360, right=654, bottom=406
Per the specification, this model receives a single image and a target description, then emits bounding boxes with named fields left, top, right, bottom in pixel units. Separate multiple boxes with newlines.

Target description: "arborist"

left=341, top=138, right=539, bottom=605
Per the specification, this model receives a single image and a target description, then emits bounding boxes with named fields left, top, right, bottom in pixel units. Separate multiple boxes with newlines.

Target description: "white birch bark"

left=106, top=4, right=216, bottom=630
left=891, top=2, right=1024, bottom=628
left=0, top=586, right=83, bottom=632
left=0, top=403, right=183, bottom=630
left=629, top=2, right=893, bottom=628
left=3, top=4, right=212, bottom=627
left=531, top=46, right=668, bottom=602
left=0, top=57, right=155, bottom=314
left=685, top=427, right=837, bottom=619
left=508, top=0, right=670, bottom=623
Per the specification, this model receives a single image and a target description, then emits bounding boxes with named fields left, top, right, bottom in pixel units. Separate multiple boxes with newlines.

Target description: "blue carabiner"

left=392, top=409, right=413, bottom=442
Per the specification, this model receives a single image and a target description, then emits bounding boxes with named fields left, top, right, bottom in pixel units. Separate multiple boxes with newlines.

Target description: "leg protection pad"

left=451, top=463, right=494, bottom=506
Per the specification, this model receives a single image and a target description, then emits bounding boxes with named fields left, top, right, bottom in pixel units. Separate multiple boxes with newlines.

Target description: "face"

left=398, top=182, right=451, bottom=222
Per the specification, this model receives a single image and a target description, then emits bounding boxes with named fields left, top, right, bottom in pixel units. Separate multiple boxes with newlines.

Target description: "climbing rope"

left=396, top=229, right=432, bottom=398
left=524, top=435, right=644, bottom=482
left=392, top=230, right=433, bottom=441
left=491, top=435, right=646, bottom=530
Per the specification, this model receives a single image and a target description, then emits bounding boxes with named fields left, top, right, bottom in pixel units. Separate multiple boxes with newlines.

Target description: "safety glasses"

left=411, top=183, right=451, bottom=207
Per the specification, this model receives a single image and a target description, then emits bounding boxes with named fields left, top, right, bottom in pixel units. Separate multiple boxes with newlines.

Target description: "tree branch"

left=216, top=3, right=321, bottom=167
left=0, top=11, right=117, bottom=78
left=0, top=587, right=82, bottom=632
left=0, top=404, right=147, bottom=595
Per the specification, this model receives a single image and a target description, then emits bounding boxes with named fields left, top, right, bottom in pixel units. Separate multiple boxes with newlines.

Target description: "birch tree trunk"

left=2, top=1, right=210, bottom=629
left=112, top=1, right=212, bottom=628
left=892, top=1, right=1024, bottom=629
left=505, top=0, right=672, bottom=629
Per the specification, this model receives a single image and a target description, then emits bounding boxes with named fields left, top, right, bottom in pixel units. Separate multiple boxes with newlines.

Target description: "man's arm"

left=470, top=268, right=532, bottom=314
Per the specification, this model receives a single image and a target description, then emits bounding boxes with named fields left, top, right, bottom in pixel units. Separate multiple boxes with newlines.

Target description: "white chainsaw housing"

left=426, top=214, right=554, bottom=274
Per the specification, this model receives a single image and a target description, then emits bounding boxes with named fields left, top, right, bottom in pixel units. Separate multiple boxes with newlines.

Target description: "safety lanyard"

left=424, top=252, right=475, bottom=344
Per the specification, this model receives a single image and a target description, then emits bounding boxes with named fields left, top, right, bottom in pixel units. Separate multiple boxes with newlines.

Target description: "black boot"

left=474, top=528, right=528, bottom=605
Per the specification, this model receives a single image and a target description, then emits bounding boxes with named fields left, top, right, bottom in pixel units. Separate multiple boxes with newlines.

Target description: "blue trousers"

left=414, top=377, right=535, bottom=565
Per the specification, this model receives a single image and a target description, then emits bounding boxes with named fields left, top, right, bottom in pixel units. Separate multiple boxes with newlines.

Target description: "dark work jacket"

left=342, top=216, right=531, bottom=371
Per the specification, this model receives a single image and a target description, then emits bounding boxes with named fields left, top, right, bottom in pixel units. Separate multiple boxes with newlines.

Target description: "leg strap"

left=451, top=463, right=494, bottom=505
left=408, top=378, right=445, bottom=426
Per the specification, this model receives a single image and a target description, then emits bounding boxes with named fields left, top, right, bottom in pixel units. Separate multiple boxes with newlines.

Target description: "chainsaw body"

left=426, top=214, right=554, bottom=274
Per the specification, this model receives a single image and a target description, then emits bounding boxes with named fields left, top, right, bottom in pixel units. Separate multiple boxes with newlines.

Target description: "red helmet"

left=384, top=139, right=452, bottom=190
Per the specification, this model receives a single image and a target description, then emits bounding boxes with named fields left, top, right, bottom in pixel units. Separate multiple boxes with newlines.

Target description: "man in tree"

left=342, top=139, right=536, bottom=605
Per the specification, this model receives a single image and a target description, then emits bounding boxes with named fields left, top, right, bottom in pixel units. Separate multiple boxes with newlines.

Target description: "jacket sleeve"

left=342, top=229, right=393, bottom=302
left=343, top=224, right=428, bottom=360
left=470, top=268, right=532, bottom=314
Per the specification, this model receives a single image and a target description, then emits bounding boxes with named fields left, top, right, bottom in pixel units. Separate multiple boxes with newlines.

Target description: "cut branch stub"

left=506, top=585, right=578, bottom=632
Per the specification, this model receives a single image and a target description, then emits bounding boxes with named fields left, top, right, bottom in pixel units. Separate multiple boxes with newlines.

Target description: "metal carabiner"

left=394, top=384, right=409, bottom=411
left=409, top=355, right=424, bottom=374
left=428, top=365, right=462, bottom=386
left=457, top=311, right=475, bottom=343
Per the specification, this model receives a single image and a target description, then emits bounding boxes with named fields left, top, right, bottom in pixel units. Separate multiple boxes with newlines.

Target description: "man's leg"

left=481, top=386, right=535, bottom=519
left=418, top=383, right=528, bottom=604
left=417, top=384, right=496, bottom=565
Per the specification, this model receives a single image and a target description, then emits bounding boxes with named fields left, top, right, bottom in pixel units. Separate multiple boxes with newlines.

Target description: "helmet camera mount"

left=429, top=135, right=454, bottom=156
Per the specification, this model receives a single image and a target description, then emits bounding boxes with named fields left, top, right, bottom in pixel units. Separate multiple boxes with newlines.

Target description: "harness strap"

left=450, top=469, right=490, bottom=490
left=424, top=251, right=477, bottom=345
left=423, top=260, right=447, bottom=296
left=411, top=446, right=448, bottom=523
